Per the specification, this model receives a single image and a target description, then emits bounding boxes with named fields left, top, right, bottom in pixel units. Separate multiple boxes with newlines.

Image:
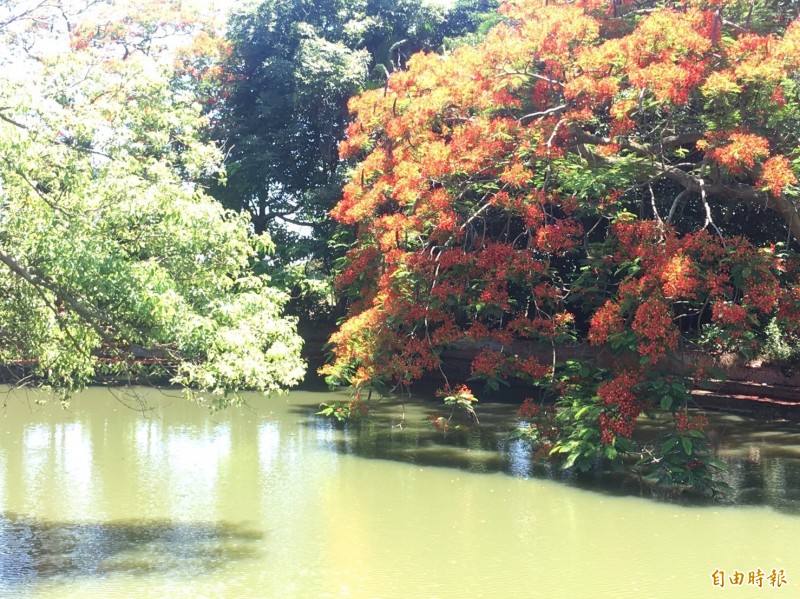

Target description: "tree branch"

left=572, top=129, right=705, bottom=158
left=571, top=127, right=800, bottom=244
left=0, top=248, right=121, bottom=348
left=519, top=104, right=568, bottom=124
left=0, top=108, right=27, bottom=129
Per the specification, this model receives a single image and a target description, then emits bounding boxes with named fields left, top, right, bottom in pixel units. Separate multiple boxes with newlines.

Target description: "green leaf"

left=706, top=458, right=728, bottom=471
left=681, top=437, right=693, bottom=456
left=661, top=437, right=680, bottom=453
left=563, top=451, right=579, bottom=469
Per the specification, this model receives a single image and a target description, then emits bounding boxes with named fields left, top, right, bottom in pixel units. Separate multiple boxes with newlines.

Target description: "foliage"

left=426, top=384, right=480, bottom=435
left=517, top=362, right=728, bottom=496
left=761, top=317, right=800, bottom=364
left=0, top=0, right=305, bottom=405
left=324, top=0, right=800, bottom=491
left=207, top=0, right=501, bottom=325
left=207, top=0, right=448, bottom=253
left=316, top=399, right=370, bottom=422
left=438, top=383, right=480, bottom=422
left=439, top=0, right=504, bottom=49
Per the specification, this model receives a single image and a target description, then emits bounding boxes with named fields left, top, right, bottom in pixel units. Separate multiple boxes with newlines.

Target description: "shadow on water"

left=291, top=398, right=800, bottom=514
left=0, top=513, right=263, bottom=586
left=291, top=399, right=642, bottom=495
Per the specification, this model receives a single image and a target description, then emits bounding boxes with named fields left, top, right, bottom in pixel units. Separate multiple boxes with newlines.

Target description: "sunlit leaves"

left=0, top=0, right=305, bottom=404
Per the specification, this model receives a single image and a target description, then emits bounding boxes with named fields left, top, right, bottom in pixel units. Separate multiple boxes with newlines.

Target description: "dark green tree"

left=439, top=0, right=503, bottom=49
left=209, top=0, right=501, bottom=324
left=211, top=0, right=447, bottom=243
left=211, top=0, right=366, bottom=237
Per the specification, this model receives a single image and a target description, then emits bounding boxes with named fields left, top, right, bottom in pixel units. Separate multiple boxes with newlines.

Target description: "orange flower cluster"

left=758, top=155, right=797, bottom=197
left=745, top=278, right=781, bottom=315
left=661, top=253, right=700, bottom=299
left=588, top=301, right=623, bottom=345
left=704, top=132, right=770, bottom=175
left=612, top=220, right=664, bottom=261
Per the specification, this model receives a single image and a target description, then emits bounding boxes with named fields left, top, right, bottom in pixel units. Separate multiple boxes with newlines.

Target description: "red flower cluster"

left=712, top=301, right=748, bottom=326
left=588, top=300, right=623, bottom=345
left=517, top=398, right=541, bottom=419
left=745, top=278, right=780, bottom=315
left=758, top=155, right=797, bottom=197
left=515, top=356, right=551, bottom=380
left=631, top=297, right=678, bottom=360
left=535, top=219, right=584, bottom=255
left=471, top=349, right=508, bottom=379
left=598, top=370, right=643, bottom=443
left=675, top=411, right=708, bottom=432
left=612, top=220, right=663, bottom=261
left=427, top=413, right=450, bottom=433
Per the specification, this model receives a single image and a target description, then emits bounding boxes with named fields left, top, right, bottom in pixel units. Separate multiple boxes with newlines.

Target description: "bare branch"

left=0, top=108, right=27, bottom=129
left=572, top=126, right=800, bottom=244
left=649, top=183, right=663, bottom=226
left=698, top=178, right=726, bottom=245
left=666, top=189, right=690, bottom=224
left=519, top=104, right=567, bottom=124
left=572, top=128, right=705, bottom=158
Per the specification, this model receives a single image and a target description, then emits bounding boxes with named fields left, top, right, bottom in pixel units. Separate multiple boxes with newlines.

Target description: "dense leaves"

left=208, top=0, right=451, bottom=251
left=325, top=0, right=800, bottom=492
left=0, top=0, right=305, bottom=405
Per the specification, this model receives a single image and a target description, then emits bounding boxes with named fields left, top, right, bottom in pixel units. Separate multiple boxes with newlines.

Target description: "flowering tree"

left=0, top=0, right=305, bottom=406
left=323, top=0, right=800, bottom=492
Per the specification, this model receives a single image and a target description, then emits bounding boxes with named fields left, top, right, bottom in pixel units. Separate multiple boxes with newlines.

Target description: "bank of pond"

left=1, top=386, right=799, bottom=597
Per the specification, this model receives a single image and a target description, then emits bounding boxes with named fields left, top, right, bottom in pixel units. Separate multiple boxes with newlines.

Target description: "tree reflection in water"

left=304, top=399, right=800, bottom=513
left=0, top=513, right=262, bottom=585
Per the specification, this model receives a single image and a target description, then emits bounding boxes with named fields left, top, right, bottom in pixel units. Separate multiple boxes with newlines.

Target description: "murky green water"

left=1, top=386, right=800, bottom=598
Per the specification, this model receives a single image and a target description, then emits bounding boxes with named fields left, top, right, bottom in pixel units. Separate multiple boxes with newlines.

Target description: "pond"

left=1, top=386, right=800, bottom=597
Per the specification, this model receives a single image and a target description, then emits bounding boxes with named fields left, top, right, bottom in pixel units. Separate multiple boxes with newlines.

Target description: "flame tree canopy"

left=324, top=0, right=800, bottom=489
left=0, top=0, right=305, bottom=405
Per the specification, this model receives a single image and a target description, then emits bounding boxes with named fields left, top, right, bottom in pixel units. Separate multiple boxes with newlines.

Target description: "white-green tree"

left=0, top=0, right=305, bottom=406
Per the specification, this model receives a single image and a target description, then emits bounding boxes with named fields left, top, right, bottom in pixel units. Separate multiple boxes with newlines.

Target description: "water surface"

left=1, top=386, right=799, bottom=598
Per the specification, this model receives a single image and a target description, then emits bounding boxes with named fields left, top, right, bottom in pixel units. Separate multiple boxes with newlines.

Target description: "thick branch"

left=572, top=129, right=705, bottom=159
left=572, top=128, right=800, bottom=245
left=0, top=108, right=27, bottom=129
left=657, top=164, right=800, bottom=243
